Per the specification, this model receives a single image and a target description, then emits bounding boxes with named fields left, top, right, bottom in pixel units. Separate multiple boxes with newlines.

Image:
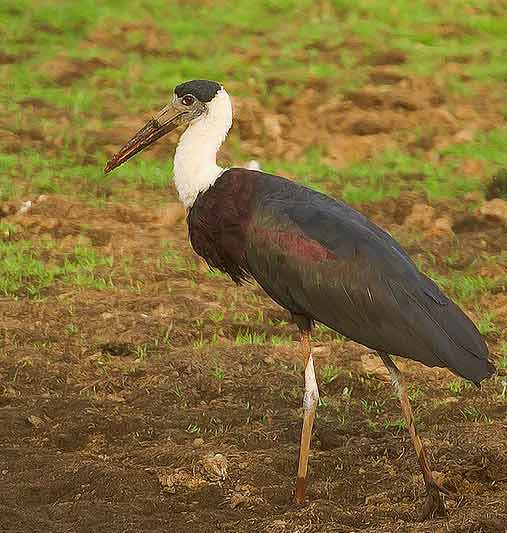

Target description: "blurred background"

left=1, top=1, right=507, bottom=532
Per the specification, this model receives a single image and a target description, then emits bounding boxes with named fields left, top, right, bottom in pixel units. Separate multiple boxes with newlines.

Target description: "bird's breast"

left=186, top=169, right=258, bottom=283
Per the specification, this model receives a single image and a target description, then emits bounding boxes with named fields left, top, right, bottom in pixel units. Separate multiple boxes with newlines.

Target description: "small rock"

left=18, top=201, right=32, bottom=215
left=193, top=437, right=204, bottom=448
left=480, top=198, right=507, bottom=225
left=403, top=203, right=435, bottom=231
left=424, top=216, right=455, bottom=242
left=359, top=354, right=390, bottom=381
left=27, top=415, right=45, bottom=428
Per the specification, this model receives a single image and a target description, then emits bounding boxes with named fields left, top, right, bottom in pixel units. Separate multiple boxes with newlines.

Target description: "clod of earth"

left=480, top=199, right=507, bottom=226
left=198, top=453, right=229, bottom=482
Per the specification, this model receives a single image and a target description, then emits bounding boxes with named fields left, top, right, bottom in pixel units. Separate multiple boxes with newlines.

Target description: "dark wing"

left=244, top=172, right=493, bottom=385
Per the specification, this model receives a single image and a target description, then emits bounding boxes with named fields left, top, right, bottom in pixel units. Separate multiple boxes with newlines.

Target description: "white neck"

left=173, top=88, right=233, bottom=208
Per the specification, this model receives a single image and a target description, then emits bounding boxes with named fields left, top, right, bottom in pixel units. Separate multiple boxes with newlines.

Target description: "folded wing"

left=245, top=174, right=493, bottom=385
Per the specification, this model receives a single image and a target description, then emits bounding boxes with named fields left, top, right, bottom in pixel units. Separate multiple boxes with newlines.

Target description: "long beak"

left=104, top=103, right=185, bottom=174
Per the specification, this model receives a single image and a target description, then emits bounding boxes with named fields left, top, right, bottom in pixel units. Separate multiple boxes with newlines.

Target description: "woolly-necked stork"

left=105, top=79, right=495, bottom=517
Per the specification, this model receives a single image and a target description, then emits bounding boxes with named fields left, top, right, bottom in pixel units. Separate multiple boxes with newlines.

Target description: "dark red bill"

left=104, top=109, right=183, bottom=174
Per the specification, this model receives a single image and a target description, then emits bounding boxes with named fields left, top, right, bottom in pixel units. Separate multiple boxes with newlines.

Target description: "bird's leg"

left=378, top=351, right=447, bottom=519
left=294, top=329, right=319, bottom=504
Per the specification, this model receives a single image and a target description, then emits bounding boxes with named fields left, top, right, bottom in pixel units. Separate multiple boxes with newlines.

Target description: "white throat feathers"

left=173, top=88, right=233, bottom=208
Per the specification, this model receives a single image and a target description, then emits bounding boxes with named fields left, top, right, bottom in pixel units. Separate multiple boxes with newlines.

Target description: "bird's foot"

left=420, top=480, right=447, bottom=519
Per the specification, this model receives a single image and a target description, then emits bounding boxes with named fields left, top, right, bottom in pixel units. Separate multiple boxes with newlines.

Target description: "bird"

left=105, top=79, right=495, bottom=518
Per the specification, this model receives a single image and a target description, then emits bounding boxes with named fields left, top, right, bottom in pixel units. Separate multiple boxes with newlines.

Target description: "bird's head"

left=104, top=79, right=230, bottom=173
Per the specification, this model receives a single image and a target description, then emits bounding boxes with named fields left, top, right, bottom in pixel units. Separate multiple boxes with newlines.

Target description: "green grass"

left=1, top=1, right=506, bottom=203
left=498, top=342, right=507, bottom=369
left=449, top=274, right=500, bottom=302
left=161, top=242, right=197, bottom=274
left=270, top=334, right=292, bottom=345
left=476, top=311, right=498, bottom=336
left=337, top=136, right=505, bottom=202
left=321, top=364, right=341, bottom=384
left=443, top=128, right=507, bottom=169
left=448, top=378, right=473, bottom=395
left=0, top=238, right=116, bottom=296
left=0, top=239, right=59, bottom=296
left=3, top=1, right=506, bottom=96
left=426, top=271, right=506, bottom=305
left=267, top=127, right=507, bottom=203
left=235, top=330, right=267, bottom=345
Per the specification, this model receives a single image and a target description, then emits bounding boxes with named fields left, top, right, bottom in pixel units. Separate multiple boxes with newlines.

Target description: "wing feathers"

left=242, top=171, right=493, bottom=384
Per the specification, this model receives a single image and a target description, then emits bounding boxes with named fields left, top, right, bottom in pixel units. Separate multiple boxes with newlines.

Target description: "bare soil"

left=2, top=35, right=507, bottom=533
left=1, top=187, right=507, bottom=533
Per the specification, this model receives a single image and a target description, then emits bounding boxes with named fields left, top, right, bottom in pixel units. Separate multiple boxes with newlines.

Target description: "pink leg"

left=379, top=351, right=447, bottom=518
left=294, top=331, right=319, bottom=504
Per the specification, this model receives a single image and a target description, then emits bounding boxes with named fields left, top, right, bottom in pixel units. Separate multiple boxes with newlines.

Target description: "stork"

left=105, top=79, right=495, bottom=518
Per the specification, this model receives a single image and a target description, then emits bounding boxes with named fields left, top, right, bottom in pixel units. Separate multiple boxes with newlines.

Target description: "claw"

left=421, top=481, right=447, bottom=519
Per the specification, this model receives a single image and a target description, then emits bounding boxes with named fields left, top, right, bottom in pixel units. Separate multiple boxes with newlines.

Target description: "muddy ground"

left=1, top=187, right=507, bottom=533
left=2, top=17, right=507, bottom=533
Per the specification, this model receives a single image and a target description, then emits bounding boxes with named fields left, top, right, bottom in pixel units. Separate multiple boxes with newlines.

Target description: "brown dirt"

left=86, top=19, right=173, bottom=56
left=2, top=19, right=507, bottom=532
left=1, top=189, right=507, bottom=533
left=40, top=55, right=110, bottom=86
left=228, top=74, right=504, bottom=173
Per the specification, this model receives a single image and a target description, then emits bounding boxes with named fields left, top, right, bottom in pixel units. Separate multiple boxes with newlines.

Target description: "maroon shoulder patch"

left=253, top=227, right=335, bottom=262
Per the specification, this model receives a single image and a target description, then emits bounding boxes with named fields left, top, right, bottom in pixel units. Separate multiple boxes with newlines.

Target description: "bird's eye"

left=181, top=95, right=195, bottom=106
